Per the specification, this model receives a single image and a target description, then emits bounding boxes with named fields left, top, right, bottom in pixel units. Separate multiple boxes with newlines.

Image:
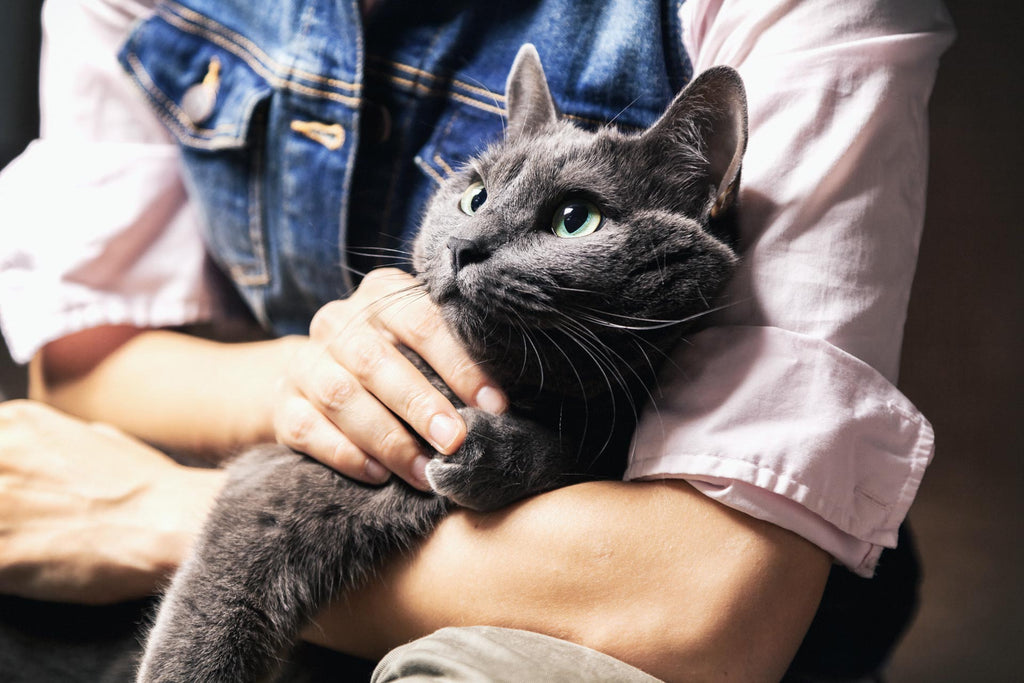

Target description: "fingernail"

left=428, top=413, right=460, bottom=452
left=475, top=385, right=507, bottom=414
left=412, top=455, right=432, bottom=490
left=364, top=458, right=391, bottom=484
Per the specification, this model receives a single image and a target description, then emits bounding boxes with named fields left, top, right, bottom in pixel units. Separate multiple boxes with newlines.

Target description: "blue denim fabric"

left=118, top=0, right=691, bottom=336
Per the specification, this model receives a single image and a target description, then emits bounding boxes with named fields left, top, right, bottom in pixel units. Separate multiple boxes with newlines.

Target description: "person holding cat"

left=0, top=0, right=953, bottom=681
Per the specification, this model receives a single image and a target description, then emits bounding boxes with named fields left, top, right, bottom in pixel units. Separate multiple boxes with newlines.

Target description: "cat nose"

left=447, top=237, right=488, bottom=273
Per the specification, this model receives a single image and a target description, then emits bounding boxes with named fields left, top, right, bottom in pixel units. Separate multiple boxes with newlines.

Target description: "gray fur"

left=137, top=45, right=747, bottom=683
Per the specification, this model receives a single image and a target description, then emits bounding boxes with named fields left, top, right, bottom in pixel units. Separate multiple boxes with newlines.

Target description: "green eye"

left=459, top=181, right=488, bottom=215
left=552, top=199, right=603, bottom=238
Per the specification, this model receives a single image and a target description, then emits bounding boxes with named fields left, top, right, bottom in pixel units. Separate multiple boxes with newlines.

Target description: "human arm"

left=0, top=0, right=946, bottom=679
left=4, top=1, right=499, bottom=484
left=623, top=0, right=956, bottom=576
left=28, top=325, right=302, bottom=457
left=306, top=480, right=829, bottom=683
left=27, top=269, right=503, bottom=485
left=0, top=401, right=826, bottom=681
left=0, top=399, right=225, bottom=604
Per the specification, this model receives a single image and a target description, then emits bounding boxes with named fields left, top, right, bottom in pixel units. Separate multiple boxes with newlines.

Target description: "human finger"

left=357, top=269, right=507, bottom=415
left=274, top=393, right=397, bottom=486
left=324, top=327, right=466, bottom=457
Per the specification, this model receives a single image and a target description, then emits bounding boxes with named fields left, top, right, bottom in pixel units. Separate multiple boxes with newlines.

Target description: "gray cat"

left=137, top=45, right=747, bottom=683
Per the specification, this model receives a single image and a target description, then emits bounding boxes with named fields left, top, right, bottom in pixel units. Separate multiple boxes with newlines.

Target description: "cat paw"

left=423, top=408, right=495, bottom=510
left=424, top=408, right=563, bottom=511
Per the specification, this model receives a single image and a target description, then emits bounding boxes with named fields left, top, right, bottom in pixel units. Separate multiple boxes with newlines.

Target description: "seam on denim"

left=237, top=116, right=270, bottom=287
left=431, top=109, right=465, bottom=178
left=370, top=69, right=432, bottom=95
left=126, top=53, right=247, bottom=146
left=369, top=56, right=507, bottom=104
left=366, top=67, right=508, bottom=118
left=455, top=78, right=504, bottom=103
left=449, top=92, right=505, bottom=116
left=156, top=4, right=362, bottom=107
left=433, top=154, right=455, bottom=177
left=161, top=0, right=361, bottom=94
left=334, top=0, right=363, bottom=296
left=414, top=155, right=446, bottom=185
left=373, top=64, right=626, bottom=128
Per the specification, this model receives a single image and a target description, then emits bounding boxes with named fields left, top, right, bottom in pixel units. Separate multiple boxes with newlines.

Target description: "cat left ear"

left=643, top=66, right=748, bottom=218
left=505, top=44, right=558, bottom=140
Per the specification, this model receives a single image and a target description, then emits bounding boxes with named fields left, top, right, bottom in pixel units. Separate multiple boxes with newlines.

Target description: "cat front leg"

left=137, top=444, right=446, bottom=683
left=424, top=407, right=567, bottom=512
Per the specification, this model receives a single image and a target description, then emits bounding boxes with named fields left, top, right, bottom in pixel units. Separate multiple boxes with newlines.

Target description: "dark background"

left=0, top=1, right=1020, bottom=680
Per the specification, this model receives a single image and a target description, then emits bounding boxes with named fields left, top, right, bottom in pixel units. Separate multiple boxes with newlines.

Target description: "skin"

left=13, top=269, right=830, bottom=680
left=0, top=400, right=222, bottom=604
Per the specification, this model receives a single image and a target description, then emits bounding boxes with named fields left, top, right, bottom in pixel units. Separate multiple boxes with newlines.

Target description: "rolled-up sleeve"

left=0, top=0, right=217, bottom=363
left=627, top=0, right=955, bottom=575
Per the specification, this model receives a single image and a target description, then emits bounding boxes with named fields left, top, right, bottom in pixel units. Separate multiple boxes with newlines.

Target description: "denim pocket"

left=412, top=90, right=647, bottom=189
left=414, top=101, right=505, bottom=187
left=120, top=11, right=274, bottom=288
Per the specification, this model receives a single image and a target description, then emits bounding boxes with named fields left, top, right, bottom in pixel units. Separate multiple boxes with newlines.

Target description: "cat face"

left=413, top=46, right=746, bottom=397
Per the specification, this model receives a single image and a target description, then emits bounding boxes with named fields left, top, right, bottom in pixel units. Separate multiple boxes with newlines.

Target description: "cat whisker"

left=570, top=299, right=744, bottom=331
left=563, top=315, right=656, bottom=415
left=606, top=94, right=642, bottom=129
left=345, top=246, right=414, bottom=257
left=511, top=310, right=547, bottom=395
left=536, top=327, right=591, bottom=463
left=545, top=321, right=629, bottom=467
left=350, top=284, right=430, bottom=332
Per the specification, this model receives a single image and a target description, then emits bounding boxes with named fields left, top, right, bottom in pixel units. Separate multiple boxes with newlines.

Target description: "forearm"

left=308, top=480, right=830, bottom=682
left=29, top=325, right=303, bottom=456
left=0, top=400, right=228, bottom=604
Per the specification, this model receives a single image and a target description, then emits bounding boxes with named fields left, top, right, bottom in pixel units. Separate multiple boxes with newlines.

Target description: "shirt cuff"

left=626, top=325, right=933, bottom=577
left=0, top=139, right=219, bottom=362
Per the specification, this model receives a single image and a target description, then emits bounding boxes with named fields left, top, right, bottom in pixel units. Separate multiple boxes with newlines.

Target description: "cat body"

left=137, top=45, right=747, bottom=682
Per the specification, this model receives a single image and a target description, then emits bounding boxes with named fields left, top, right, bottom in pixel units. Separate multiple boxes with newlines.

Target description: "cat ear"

left=505, top=44, right=558, bottom=139
left=643, top=66, right=748, bottom=218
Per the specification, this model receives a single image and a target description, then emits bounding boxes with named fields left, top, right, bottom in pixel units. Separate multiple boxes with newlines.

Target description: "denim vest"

left=118, top=0, right=692, bottom=336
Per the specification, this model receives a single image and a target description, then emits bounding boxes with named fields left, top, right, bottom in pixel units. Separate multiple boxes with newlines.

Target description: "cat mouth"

left=422, top=271, right=460, bottom=305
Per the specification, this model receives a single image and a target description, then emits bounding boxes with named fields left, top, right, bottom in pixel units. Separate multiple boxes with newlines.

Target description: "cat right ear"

left=642, top=66, right=748, bottom=218
left=505, top=44, right=558, bottom=139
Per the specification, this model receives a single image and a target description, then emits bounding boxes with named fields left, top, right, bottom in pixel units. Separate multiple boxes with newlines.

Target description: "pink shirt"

left=0, top=0, right=954, bottom=576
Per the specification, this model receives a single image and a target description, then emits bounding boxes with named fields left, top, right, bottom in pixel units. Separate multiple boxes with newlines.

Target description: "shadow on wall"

left=888, top=1, right=1024, bottom=680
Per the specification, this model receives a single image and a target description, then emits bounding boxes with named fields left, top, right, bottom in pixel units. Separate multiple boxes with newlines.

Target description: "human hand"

left=0, top=400, right=224, bottom=604
left=273, top=268, right=506, bottom=490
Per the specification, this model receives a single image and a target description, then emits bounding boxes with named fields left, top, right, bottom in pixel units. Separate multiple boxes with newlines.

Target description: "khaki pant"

left=373, top=626, right=661, bottom=683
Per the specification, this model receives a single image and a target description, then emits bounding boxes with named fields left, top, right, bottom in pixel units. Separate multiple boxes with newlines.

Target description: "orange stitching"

left=156, top=5, right=361, bottom=107
left=241, top=120, right=271, bottom=286
left=162, top=0, right=361, bottom=93
left=127, top=53, right=241, bottom=142
left=433, top=155, right=455, bottom=177
left=414, top=155, right=446, bottom=185
left=368, top=57, right=506, bottom=103
left=451, top=79, right=506, bottom=103
left=449, top=91, right=505, bottom=116
left=290, top=120, right=346, bottom=151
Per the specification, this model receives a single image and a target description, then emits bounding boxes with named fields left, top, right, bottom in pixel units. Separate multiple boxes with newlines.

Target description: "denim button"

left=181, top=57, right=221, bottom=124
